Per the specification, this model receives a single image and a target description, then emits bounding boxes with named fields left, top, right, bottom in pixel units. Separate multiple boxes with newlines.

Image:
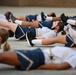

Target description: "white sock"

left=67, top=19, right=76, bottom=25
left=32, top=39, right=42, bottom=45
left=45, top=17, right=53, bottom=21
left=15, top=20, right=23, bottom=25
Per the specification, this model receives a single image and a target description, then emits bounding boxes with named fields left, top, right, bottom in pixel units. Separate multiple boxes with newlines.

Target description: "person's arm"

left=38, top=62, right=71, bottom=70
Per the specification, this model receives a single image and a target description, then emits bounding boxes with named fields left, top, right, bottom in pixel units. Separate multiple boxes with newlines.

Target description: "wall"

left=0, top=0, right=76, bottom=7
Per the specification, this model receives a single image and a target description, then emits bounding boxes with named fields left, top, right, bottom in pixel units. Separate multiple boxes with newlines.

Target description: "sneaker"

left=10, top=14, right=17, bottom=23
left=41, top=12, right=46, bottom=21
left=26, top=31, right=35, bottom=47
left=60, top=13, right=68, bottom=25
left=4, top=11, right=12, bottom=21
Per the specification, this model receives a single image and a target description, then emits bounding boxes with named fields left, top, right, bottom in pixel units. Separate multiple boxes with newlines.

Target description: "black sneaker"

left=41, top=12, right=46, bottom=21
left=4, top=11, right=12, bottom=21
left=60, top=13, right=68, bottom=25
left=10, top=14, right=17, bottom=23
left=26, top=31, right=35, bottom=47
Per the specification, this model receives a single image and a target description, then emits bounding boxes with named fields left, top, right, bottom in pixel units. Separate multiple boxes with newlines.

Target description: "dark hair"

left=51, top=13, right=56, bottom=17
left=57, top=21, right=64, bottom=32
left=61, top=30, right=66, bottom=35
left=48, top=12, right=56, bottom=17
left=4, top=11, right=12, bottom=20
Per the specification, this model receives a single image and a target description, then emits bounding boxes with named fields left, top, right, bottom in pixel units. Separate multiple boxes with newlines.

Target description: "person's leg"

left=14, top=20, right=39, bottom=28
left=41, top=35, right=67, bottom=45
left=0, top=51, right=21, bottom=66
left=15, top=25, right=36, bottom=40
left=0, top=20, right=18, bottom=33
left=15, top=20, right=53, bottom=29
left=10, top=14, right=39, bottom=28
left=65, top=34, right=76, bottom=47
left=8, top=30, right=14, bottom=37
left=22, top=20, right=39, bottom=28
left=0, top=20, right=28, bottom=39
left=13, top=14, right=37, bottom=22
left=26, top=33, right=67, bottom=46
left=11, top=14, right=54, bottom=29
left=17, top=16, right=26, bottom=21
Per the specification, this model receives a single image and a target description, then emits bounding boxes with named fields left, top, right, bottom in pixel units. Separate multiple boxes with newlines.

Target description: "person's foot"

left=60, top=13, right=68, bottom=25
left=10, top=14, right=17, bottom=23
left=26, top=31, right=35, bottom=47
left=41, top=12, right=46, bottom=21
left=4, top=11, right=12, bottom=21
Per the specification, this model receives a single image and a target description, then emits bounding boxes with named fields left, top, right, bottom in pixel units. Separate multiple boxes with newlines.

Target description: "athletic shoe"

left=60, top=13, right=68, bottom=25
left=10, top=14, right=17, bottom=23
left=4, top=11, right=12, bottom=21
left=41, top=12, right=46, bottom=21
left=26, top=31, right=35, bottom=47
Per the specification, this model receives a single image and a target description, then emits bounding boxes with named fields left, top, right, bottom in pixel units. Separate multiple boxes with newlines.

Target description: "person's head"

left=47, top=12, right=56, bottom=17
left=57, top=21, right=64, bottom=32
left=51, top=21, right=64, bottom=33
left=0, top=28, right=10, bottom=51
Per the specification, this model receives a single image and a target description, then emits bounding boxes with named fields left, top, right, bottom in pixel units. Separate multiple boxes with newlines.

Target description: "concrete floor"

left=0, top=6, right=76, bottom=75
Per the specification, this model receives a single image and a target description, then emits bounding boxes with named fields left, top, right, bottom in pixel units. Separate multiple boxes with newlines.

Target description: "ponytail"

left=61, top=30, right=66, bottom=35
left=3, top=41, right=10, bottom=52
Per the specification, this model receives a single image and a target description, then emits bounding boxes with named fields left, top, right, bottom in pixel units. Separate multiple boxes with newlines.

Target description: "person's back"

left=42, top=46, right=76, bottom=69
left=51, top=46, right=76, bottom=60
left=37, top=27, right=56, bottom=37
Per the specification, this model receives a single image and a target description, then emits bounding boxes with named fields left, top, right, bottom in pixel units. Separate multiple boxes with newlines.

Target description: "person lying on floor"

left=0, top=15, right=64, bottom=40
left=26, top=13, right=76, bottom=47
left=0, top=46, right=76, bottom=70
left=5, top=11, right=56, bottom=22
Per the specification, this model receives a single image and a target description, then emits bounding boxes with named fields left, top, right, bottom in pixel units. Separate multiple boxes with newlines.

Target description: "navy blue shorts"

left=15, top=48, right=45, bottom=70
left=8, top=30, right=14, bottom=37
left=38, top=21, right=53, bottom=29
left=26, top=15, right=38, bottom=22
left=68, top=16, right=76, bottom=19
left=15, top=25, right=36, bottom=40
left=65, top=34, right=76, bottom=47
